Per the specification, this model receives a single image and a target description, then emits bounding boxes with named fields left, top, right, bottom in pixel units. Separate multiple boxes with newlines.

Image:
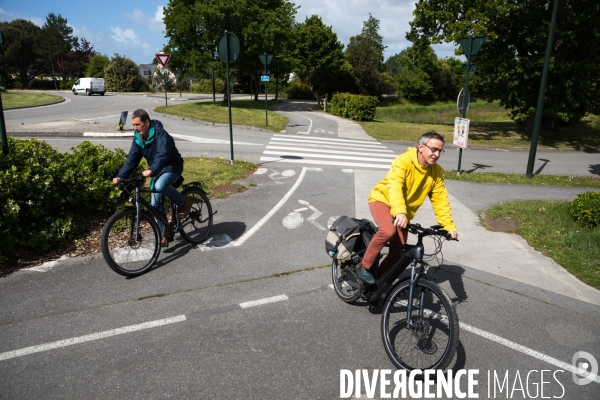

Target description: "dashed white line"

left=0, top=315, right=187, bottom=361
left=239, top=295, right=289, bottom=309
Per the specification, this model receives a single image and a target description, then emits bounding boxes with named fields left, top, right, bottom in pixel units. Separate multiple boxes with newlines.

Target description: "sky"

left=0, top=0, right=459, bottom=66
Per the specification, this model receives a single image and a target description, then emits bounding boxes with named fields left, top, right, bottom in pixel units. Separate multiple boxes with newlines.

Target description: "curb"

left=3, top=97, right=66, bottom=111
left=151, top=111, right=276, bottom=133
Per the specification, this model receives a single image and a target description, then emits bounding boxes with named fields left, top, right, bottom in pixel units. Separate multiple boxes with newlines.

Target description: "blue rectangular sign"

left=261, top=75, right=270, bottom=82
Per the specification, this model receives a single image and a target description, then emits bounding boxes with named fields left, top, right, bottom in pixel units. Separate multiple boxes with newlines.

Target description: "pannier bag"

left=325, top=216, right=362, bottom=260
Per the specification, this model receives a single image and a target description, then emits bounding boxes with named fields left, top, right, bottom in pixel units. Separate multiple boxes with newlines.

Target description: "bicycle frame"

left=362, top=227, right=438, bottom=327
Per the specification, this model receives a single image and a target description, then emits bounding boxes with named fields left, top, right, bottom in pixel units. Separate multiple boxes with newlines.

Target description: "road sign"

left=156, top=53, right=171, bottom=68
left=457, top=88, right=470, bottom=117
left=259, top=54, right=273, bottom=67
left=453, top=117, right=470, bottom=149
left=261, top=75, right=270, bottom=82
left=217, top=33, right=240, bottom=63
left=459, top=36, right=486, bottom=56
left=160, top=68, right=168, bottom=73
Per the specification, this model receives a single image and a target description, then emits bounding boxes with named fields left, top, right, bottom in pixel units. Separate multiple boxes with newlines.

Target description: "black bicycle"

left=331, top=223, right=459, bottom=373
left=101, top=175, right=214, bottom=277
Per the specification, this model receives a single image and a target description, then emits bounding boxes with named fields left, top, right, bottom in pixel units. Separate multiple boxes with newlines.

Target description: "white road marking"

left=282, top=212, right=304, bottom=229
left=226, top=167, right=311, bottom=247
left=239, top=295, right=289, bottom=309
left=460, top=321, right=600, bottom=384
left=0, top=315, right=187, bottom=361
left=259, top=156, right=391, bottom=169
left=254, top=168, right=269, bottom=174
left=342, top=169, right=354, bottom=173
left=170, top=133, right=261, bottom=146
left=76, top=114, right=121, bottom=121
left=195, top=234, right=233, bottom=251
left=83, top=132, right=133, bottom=137
left=272, top=134, right=388, bottom=146
left=286, top=112, right=313, bottom=135
left=263, top=150, right=395, bottom=163
left=266, top=145, right=396, bottom=158
left=269, top=141, right=394, bottom=152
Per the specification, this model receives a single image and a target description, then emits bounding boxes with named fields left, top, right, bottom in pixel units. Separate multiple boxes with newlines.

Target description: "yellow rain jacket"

left=368, top=147, right=457, bottom=232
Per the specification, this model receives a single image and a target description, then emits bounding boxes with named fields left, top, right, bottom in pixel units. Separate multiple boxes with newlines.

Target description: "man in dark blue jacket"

left=113, top=109, right=192, bottom=246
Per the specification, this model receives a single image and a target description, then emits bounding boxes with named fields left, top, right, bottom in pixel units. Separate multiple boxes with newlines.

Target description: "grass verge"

left=1, top=91, right=64, bottom=108
left=444, top=170, right=600, bottom=188
left=359, top=100, right=600, bottom=150
left=155, top=100, right=288, bottom=133
left=484, top=200, right=600, bottom=290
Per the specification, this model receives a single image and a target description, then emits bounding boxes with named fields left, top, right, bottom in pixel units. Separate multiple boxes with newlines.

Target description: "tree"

left=293, top=15, right=346, bottom=97
left=72, top=38, right=97, bottom=78
left=0, top=19, right=48, bottom=88
left=43, top=13, right=79, bottom=81
left=163, top=0, right=297, bottom=100
left=104, top=54, right=145, bottom=92
left=345, top=15, right=391, bottom=96
left=85, top=54, right=110, bottom=78
left=408, top=0, right=600, bottom=128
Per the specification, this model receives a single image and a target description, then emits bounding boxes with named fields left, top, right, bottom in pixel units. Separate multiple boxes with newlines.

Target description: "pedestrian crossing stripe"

left=261, top=134, right=397, bottom=169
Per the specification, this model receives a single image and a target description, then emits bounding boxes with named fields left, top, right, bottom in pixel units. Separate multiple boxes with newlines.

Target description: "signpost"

left=455, top=35, right=485, bottom=175
left=0, top=29, right=7, bottom=154
left=217, top=32, right=240, bottom=164
left=156, top=53, right=171, bottom=107
left=259, top=54, right=273, bottom=127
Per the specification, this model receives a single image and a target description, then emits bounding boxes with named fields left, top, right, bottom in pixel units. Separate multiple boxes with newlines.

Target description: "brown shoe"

left=160, top=236, right=167, bottom=247
left=178, top=198, right=192, bottom=220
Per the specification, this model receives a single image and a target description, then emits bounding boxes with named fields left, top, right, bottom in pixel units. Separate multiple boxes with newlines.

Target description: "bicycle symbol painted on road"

left=282, top=199, right=338, bottom=231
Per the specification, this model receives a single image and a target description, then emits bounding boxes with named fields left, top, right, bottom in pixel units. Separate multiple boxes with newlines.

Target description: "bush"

left=330, top=92, right=379, bottom=121
left=0, top=138, right=133, bottom=261
left=193, top=79, right=225, bottom=94
left=283, top=82, right=314, bottom=100
left=60, top=79, right=76, bottom=90
left=29, top=79, right=57, bottom=90
left=569, top=191, right=600, bottom=229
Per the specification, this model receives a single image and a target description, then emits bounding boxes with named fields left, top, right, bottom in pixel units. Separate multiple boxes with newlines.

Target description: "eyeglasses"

left=423, top=144, right=445, bottom=154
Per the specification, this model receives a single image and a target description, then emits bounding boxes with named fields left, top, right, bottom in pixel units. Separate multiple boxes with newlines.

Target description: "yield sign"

left=156, top=53, right=171, bottom=68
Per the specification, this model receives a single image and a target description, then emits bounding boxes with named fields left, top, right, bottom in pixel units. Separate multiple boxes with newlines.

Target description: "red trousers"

left=362, top=201, right=408, bottom=276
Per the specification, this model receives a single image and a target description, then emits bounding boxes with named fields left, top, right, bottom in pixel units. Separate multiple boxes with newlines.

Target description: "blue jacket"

left=117, top=119, right=184, bottom=179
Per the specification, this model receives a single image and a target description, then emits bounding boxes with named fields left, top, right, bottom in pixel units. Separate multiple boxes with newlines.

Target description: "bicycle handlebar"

left=406, top=223, right=456, bottom=241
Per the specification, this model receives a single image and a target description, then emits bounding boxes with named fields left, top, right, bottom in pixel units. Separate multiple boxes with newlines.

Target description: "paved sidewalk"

left=314, top=111, right=600, bottom=306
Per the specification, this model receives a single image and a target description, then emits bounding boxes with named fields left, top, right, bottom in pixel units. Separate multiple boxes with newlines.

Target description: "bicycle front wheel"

left=381, top=279, right=459, bottom=372
left=331, top=259, right=361, bottom=303
left=178, top=186, right=213, bottom=244
left=101, top=209, right=161, bottom=277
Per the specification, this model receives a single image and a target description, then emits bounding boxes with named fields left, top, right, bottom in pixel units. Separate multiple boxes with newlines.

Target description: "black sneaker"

left=356, top=265, right=375, bottom=284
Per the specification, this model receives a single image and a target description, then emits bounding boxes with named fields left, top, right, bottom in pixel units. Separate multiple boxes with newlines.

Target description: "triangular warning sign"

left=156, top=53, right=171, bottom=68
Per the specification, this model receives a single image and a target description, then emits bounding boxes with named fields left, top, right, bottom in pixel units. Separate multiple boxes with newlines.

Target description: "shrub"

left=193, top=79, right=225, bottom=94
left=330, top=92, right=379, bottom=121
left=0, top=138, right=133, bottom=261
left=283, top=82, right=314, bottom=100
left=29, top=79, right=57, bottom=90
left=569, top=191, right=600, bottom=229
left=60, top=79, right=76, bottom=90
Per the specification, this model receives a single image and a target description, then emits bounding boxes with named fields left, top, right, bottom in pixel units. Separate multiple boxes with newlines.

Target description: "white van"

left=72, top=78, right=106, bottom=96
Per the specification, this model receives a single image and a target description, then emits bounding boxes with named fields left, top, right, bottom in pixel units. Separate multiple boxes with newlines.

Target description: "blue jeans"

left=151, top=172, right=185, bottom=234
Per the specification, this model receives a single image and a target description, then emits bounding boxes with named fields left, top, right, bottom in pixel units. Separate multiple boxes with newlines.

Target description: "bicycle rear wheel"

left=331, top=259, right=361, bottom=303
left=101, top=209, right=161, bottom=277
left=178, top=186, right=213, bottom=244
left=381, top=279, right=459, bottom=372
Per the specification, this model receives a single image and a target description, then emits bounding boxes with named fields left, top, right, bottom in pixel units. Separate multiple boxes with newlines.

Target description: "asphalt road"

left=1, top=93, right=599, bottom=399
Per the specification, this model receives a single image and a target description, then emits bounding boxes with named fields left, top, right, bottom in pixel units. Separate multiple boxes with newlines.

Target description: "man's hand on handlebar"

left=142, top=169, right=152, bottom=178
left=393, top=213, right=408, bottom=229
left=112, top=177, right=121, bottom=185
left=449, top=231, right=458, bottom=240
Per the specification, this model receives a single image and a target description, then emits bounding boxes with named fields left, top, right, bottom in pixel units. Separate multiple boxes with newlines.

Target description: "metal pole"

left=526, top=0, right=560, bottom=178
left=164, top=70, right=168, bottom=107
left=48, top=44, right=57, bottom=90
left=250, top=76, right=252, bottom=99
left=0, top=90, right=8, bottom=154
left=264, top=53, right=268, bottom=127
left=226, top=33, right=234, bottom=164
left=212, top=67, right=216, bottom=102
left=457, top=36, right=473, bottom=176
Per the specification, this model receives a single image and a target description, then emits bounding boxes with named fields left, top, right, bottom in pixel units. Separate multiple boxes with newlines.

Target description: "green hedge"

left=283, top=82, right=314, bottom=100
left=0, top=138, right=133, bottom=261
left=569, top=191, right=600, bottom=229
left=193, top=79, right=225, bottom=94
left=29, top=79, right=58, bottom=90
left=330, top=93, right=379, bottom=121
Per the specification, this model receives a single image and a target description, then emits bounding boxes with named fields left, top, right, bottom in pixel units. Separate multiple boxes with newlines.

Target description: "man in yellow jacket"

left=357, top=131, right=459, bottom=284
